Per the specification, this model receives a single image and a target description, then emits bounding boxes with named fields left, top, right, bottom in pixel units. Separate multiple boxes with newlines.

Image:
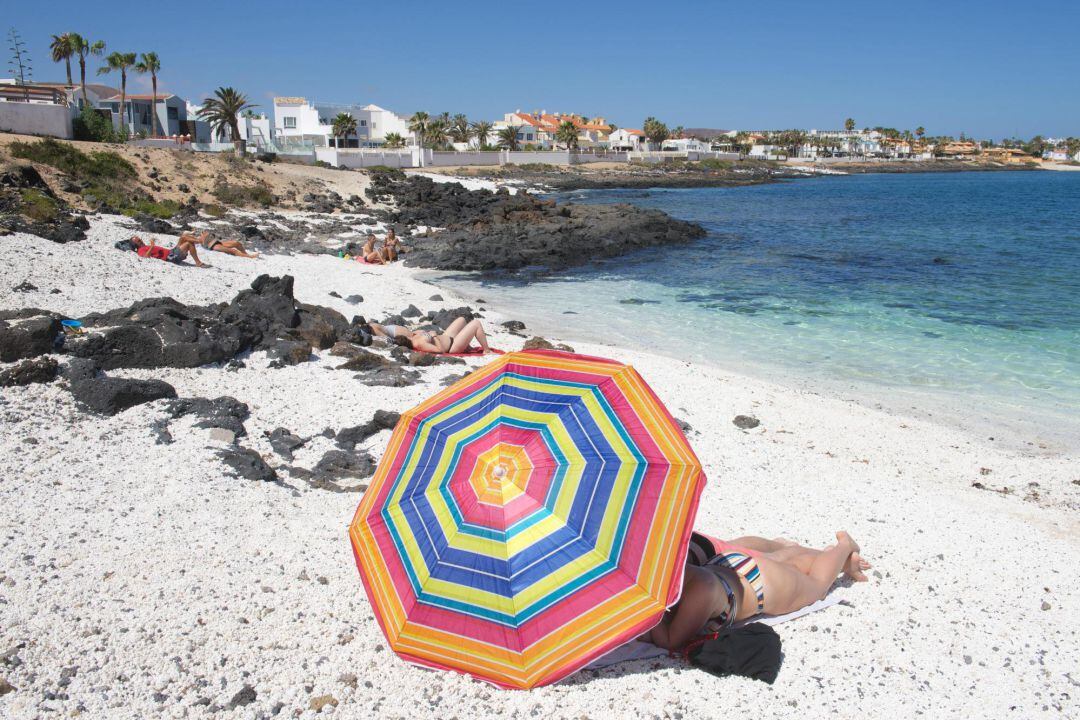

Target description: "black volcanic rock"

left=0, top=357, right=59, bottom=387
left=218, top=447, right=278, bottom=482
left=0, top=309, right=61, bottom=362
left=367, top=173, right=706, bottom=272
left=70, top=376, right=177, bottom=415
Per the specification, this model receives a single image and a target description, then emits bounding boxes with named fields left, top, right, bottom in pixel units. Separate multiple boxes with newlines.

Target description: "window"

left=167, top=106, right=178, bottom=120
left=283, top=116, right=297, bottom=129
left=359, top=119, right=367, bottom=127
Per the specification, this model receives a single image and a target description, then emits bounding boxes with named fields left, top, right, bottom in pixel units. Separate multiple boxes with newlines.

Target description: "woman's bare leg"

left=443, top=317, right=468, bottom=336
left=756, top=533, right=858, bottom=615
left=729, top=536, right=793, bottom=554
left=449, top=319, right=489, bottom=353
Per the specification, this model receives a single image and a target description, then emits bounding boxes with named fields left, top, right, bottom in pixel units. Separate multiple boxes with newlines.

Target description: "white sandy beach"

left=1, top=213, right=1078, bottom=719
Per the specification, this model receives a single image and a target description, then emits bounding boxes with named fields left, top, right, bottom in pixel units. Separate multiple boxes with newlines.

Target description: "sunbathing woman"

left=382, top=228, right=401, bottom=261
left=370, top=316, right=490, bottom=354
left=186, top=231, right=258, bottom=259
left=647, top=532, right=871, bottom=652
left=130, top=235, right=207, bottom=267
left=357, top=234, right=385, bottom=264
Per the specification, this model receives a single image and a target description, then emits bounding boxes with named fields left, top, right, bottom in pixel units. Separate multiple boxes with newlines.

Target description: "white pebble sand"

left=1, top=214, right=1077, bottom=719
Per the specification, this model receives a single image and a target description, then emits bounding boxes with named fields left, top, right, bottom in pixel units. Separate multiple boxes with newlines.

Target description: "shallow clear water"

left=434, top=172, right=1080, bottom=427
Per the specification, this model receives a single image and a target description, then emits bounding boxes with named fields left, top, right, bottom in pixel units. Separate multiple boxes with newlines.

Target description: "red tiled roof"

left=512, top=113, right=541, bottom=127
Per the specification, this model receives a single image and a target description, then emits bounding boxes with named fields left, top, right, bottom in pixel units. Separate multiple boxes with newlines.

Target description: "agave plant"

left=331, top=112, right=358, bottom=148
left=497, top=125, right=521, bottom=151
left=198, top=87, right=257, bottom=156
left=134, top=52, right=162, bottom=137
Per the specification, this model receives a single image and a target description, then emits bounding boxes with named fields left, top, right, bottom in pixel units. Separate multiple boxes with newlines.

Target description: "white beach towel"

left=585, top=596, right=842, bottom=670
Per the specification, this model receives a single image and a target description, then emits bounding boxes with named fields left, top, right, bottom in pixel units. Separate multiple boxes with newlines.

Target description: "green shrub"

left=72, top=108, right=125, bottom=143
left=202, top=203, right=227, bottom=217
left=124, top=198, right=181, bottom=218
left=19, top=189, right=60, bottom=222
left=211, top=181, right=274, bottom=207
left=9, top=138, right=135, bottom=181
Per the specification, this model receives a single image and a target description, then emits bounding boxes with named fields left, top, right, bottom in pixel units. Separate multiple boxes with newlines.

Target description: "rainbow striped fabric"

left=348, top=349, right=705, bottom=689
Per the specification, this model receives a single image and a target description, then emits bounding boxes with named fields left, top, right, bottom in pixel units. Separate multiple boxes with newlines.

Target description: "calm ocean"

left=433, top=171, right=1080, bottom=434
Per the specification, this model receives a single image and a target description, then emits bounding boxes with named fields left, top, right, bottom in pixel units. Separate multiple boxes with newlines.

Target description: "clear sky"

left=7, top=0, right=1079, bottom=139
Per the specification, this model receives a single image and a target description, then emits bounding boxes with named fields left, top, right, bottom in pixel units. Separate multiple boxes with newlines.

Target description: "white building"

left=273, top=97, right=413, bottom=148
left=661, top=137, right=711, bottom=152
left=608, top=128, right=645, bottom=151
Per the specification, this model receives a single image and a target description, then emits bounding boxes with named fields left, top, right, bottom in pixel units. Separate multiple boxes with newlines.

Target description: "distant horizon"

left=6, top=0, right=1078, bottom=140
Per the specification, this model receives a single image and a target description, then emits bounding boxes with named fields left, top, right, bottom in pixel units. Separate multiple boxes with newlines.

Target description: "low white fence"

left=316, top=147, right=416, bottom=168
left=0, top=101, right=73, bottom=139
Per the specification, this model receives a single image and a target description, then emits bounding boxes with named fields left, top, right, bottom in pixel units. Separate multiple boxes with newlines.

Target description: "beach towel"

left=584, top=595, right=842, bottom=670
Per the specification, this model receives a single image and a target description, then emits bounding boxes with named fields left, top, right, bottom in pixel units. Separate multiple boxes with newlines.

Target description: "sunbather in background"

left=130, top=235, right=207, bottom=267
left=370, top=316, right=490, bottom=354
left=187, top=230, right=258, bottom=259
left=382, top=228, right=401, bottom=261
left=358, top=234, right=385, bottom=264
left=647, top=532, right=871, bottom=652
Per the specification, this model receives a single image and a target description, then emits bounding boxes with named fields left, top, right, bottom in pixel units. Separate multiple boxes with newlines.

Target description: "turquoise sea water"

left=434, top=172, right=1080, bottom=430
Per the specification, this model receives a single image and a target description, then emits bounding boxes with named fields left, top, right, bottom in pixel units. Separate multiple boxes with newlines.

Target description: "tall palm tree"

left=409, top=111, right=430, bottom=149
left=449, top=114, right=472, bottom=144
left=50, top=33, right=75, bottom=87
left=497, top=125, right=521, bottom=151
left=471, top=120, right=493, bottom=148
left=69, top=34, right=106, bottom=106
left=556, top=121, right=579, bottom=150
left=331, top=112, right=358, bottom=148
left=383, top=132, right=405, bottom=149
left=97, top=51, right=137, bottom=136
left=844, top=117, right=856, bottom=133
left=425, top=117, right=449, bottom=150
left=134, top=52, right=162, bottom=137
left=197, top=87, right=257, bottom=157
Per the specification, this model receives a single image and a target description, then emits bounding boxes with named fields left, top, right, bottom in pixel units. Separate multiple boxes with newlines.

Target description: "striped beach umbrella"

left=348, top=349, right=705, bottom=689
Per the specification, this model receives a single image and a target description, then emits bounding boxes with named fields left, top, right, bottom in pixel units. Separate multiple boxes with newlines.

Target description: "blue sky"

left=8, top=0, right=1079, bottom=139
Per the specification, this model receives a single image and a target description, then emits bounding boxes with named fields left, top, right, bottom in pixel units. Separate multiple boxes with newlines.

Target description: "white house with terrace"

left=273, top=97, right=413, bottom=148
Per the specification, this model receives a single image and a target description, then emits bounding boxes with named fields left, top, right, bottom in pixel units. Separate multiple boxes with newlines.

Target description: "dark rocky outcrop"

left=0, top=357, right=58, bottom=387
left=70, top=376, right=177, bottom=415
left=266, top=427, right=306, bottom=460
left=166, top=396, right=250, bottom=438
left=0, top=166, right=90, bottom=243
left=369, top=173, right=705, bottom=272
left=336, top=349, right=389, bottom=372
left=0, top=309, right=61, bottom=362
left=218, top=447, right=278, bottom=482
left=354, top=366, right=421, bottom=387
left=335, top=410, right=400, bottom=452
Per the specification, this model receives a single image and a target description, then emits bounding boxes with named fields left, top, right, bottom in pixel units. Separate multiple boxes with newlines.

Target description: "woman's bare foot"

left=836, top=531, right=870, bottom=582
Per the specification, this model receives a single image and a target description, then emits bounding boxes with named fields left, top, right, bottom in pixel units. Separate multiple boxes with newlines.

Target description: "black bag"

left=686, top=623, right=782, bottom=684
left=114, top=239, right=136, bottom=252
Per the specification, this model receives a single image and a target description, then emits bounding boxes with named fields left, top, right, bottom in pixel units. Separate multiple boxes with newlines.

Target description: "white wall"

left=0, top=101, right=73, bottom=138
left=315, top=147, right=416, bottom=168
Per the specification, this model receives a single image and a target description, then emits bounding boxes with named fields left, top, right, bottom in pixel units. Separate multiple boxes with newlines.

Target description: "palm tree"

left=330, top=112, right=358, bottom=148
left=69, top=34, right=106, bottom=106
left=497, top=125, right=521, bottom=151
left=556, top=121, right=579, bottom=150
left=449, top=114, right=471, bottom=144
left=50, top=33, right=75, bottom=87
left=643, top=117, right=670, bottom=149
left=134, top=52, right=162, bottom=137
left=844, top=117, right=856, bottom=133
left=425, top=116, right=450, bottom=149
left=470, top=120, right=493, bottom=149
left=409, top=111, right=430, bottom=149
left=197, top=87, right=257, bottom=157
left=97, top=51, right=137, bottom=136
left=383, top=132, right=405, bottom=149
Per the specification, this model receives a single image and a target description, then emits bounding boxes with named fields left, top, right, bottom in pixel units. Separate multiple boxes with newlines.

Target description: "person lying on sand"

left=647, top=532, right=871, bottom=651
left=186, top=231, right=258, bottom=259
left=129, top=235, right=207, bottom=267
left=370, top=317, right=490, bottom=354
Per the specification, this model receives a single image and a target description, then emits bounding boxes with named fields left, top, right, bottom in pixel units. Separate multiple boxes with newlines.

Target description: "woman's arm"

left=649, top=567, right=716, bottom=651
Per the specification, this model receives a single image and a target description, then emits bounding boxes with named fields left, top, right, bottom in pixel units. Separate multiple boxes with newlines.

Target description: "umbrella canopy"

left=349, top=349, right=705, bottom=689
